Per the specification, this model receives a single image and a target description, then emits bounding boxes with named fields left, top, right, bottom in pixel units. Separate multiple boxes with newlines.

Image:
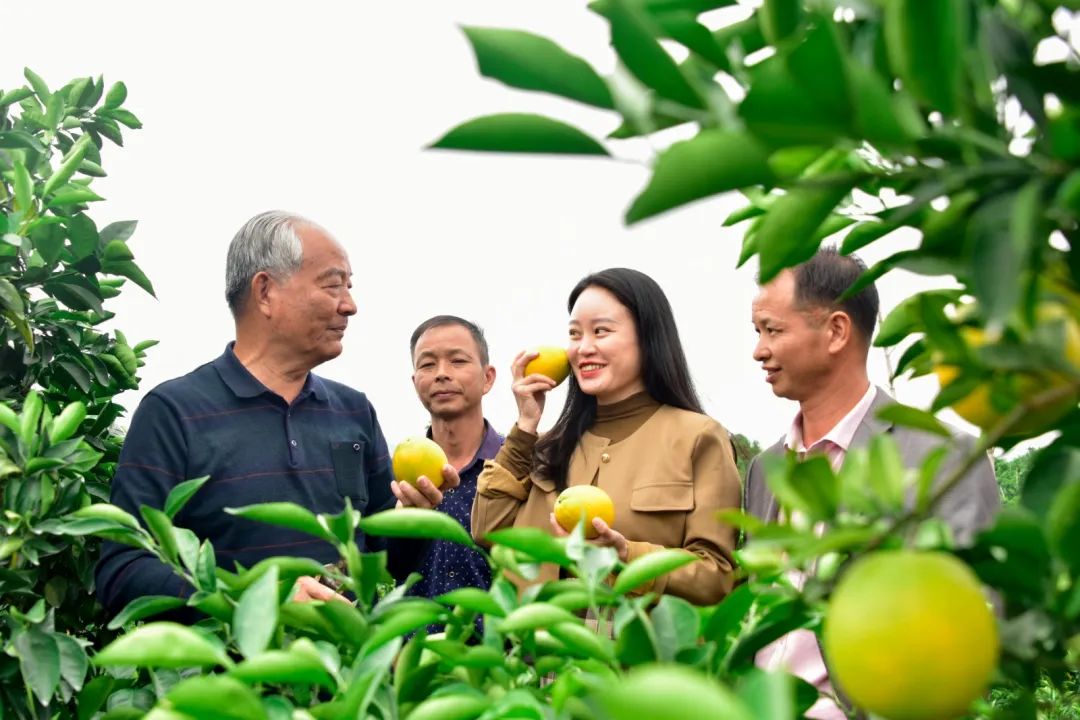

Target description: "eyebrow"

left=569, top=316, right=620, bottom=325
left=316, top=268, right=350, bottom=282
left=415, top=348, right=473, bottom=361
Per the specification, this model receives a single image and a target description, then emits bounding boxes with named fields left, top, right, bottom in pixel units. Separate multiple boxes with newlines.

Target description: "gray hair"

left=225, top=210, right=309, bottom=316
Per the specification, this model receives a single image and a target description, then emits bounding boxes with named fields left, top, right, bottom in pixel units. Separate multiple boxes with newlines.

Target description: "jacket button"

left=600, top=452, right=611, bottom=463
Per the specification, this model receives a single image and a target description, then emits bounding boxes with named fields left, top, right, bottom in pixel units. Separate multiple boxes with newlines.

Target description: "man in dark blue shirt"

left=407, top=316, right=502, bottom=599
left=96, top=211, right=458, bottom=616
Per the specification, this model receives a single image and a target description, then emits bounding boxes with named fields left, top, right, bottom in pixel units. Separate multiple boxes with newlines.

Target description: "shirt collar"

left=213, top=342, right=327, bottom=403
left=785, top=384, right=877, bottom=454
left=426, top=419, right=504, bottom=475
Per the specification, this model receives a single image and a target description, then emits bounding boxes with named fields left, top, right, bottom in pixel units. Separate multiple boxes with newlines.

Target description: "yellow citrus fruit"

left=934, top=304, right=1080, bottom=437
left=391, top=437, right=447, bottom=489
left=824, top=550, right=999, bottom=720
left=525, top=346, right=571, bottom=386
left=553, top=485, right=615, bottom=539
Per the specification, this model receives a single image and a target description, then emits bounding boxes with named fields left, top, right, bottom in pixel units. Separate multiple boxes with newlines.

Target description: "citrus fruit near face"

left=524, top=346, right=571, bottom=386
left=934, top=305, right=1080, bottom=437
left=823, top=550, right=999, bottom=720
left=553, top=485, right=615, bottom=539
left=391, top=437, right=448, bottom=489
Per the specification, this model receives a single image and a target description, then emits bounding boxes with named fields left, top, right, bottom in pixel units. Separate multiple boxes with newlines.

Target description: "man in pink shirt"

left=745, top=247, right=1000, bottom=719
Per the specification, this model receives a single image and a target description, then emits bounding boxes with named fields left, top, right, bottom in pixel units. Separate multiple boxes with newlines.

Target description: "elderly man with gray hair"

left=95, top=211, right=458, bottom=616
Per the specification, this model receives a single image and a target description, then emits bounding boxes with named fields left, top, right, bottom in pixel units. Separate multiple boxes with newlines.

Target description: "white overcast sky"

left=5, top=0, right=966, bottom=448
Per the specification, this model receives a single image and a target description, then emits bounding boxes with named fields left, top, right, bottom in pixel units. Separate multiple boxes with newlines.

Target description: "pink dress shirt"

left=755, top=384, right=878, bottom=720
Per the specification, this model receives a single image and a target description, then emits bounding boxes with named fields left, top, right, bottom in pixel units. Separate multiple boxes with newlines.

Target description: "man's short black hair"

left=791, top=246, right=879, bottom=342
left=409, top=315, right=490, bottom=366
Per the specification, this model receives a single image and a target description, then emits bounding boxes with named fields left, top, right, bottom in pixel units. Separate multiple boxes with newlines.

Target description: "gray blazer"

left=744, top=387, right=1001, bottom=545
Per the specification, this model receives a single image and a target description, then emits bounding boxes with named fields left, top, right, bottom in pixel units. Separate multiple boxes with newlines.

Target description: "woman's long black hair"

left=535, top=268, right=703, bottom=490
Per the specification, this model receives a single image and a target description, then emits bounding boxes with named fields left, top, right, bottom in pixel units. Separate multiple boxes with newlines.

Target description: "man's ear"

left=826, top=310, right=854, bottom=354
left=252, top=271, right=275, bottom=319
left=482, top=364, right=496, bottom=395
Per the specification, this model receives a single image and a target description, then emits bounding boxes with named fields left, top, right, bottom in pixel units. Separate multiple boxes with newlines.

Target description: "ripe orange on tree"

left=823, top=550, right=999, bottom=720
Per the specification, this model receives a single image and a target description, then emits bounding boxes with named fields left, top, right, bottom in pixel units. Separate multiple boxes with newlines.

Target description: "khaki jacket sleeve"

left=622, top=421, right=741, bottom=605
left=471, top=425, right=538, bottom=545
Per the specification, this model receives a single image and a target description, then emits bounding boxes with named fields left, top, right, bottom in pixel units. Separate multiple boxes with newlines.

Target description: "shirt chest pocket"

left=628, top=482, right=694, bottom=545
left=330, top=440, right=368, bottom=511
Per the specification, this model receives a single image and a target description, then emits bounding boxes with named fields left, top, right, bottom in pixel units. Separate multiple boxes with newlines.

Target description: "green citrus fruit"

left=553, top=485, right=615, bottom=539
left=391, top=437, right=447, bottom=489
left=824, top=550, right=999, bottom=720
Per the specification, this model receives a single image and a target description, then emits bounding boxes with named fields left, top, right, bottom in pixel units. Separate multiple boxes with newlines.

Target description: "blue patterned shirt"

left=410, top=421, right=502, bottom=599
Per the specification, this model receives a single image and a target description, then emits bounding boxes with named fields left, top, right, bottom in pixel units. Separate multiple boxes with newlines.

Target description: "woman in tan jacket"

left=471, top=268, right=741, bottom=605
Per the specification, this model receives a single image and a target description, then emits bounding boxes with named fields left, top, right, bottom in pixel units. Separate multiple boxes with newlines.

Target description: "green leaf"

left=597, top=665, right=753, bottom=720
left=867, top=434, right=906, bottom=512
left=597, top=0, right=704, bottom=109
left=107, top=596, right=188, bottom=629
left=499, top=603, right=579, bottom=633
left=1022, top=444, right=1080, bottom=518
left=43, top=133, right=92, bottom=197
left=875, top=402, right=951, bottom=438
left=100, top=220, right=137, bottom=244
left=759, top=0, right=801, bottom=46
left=0, top=278, right=24, bottom=316
left=431, top=113, right=609, bottom=155
left=486, top=526, right=572, bottom=566
left=165, top=675, right=267, bottom=720
left=24, top=67, right=50, bottom=100
left=173, top=527, right=201, bottom=576
left=73, top=503, right=141, bottom=530
left=364, top=606, right=444, bottom=651
left=0, top=88, right=34, bottom=105
left=46, top=186, right=104, bottom=208
left=226, top=502, right=334, bottom=542
left=884, top=0, right=967, bottom=116
left=66, top=213, right=99, bottom=259
left=13, top=159, right=33, bottom=212
left=234, top=565, right=280, bottom=659
left=740, top=23, right=853, bottom=146
left=406, top=695, right=489, bottom=720
left=702, top=582, right=754, bottom=642
left=15, top=629, right=61, bottom=705
left=649, top=595, right=699, bottom=661
left=755, top=168, right=855, bottom=282
left=969, top=188, right=1033, bottom=325
left=102, top=259, right=156, bottom=297
left=93, top=622, right=232, bottom=668
left=195, top=540, right=217, bottom=591
left=613, top=548, right=697, bottom=594
left=849, top=64, right=921, bottom=146
left=230, top=644, right=335, bottom=688
left=103, top=108, right=142, bottom=129
left=140, top=506, right=179, bottom=562
left=626, top=130, right=775, bottom=224
left=548, top=620, right=615, bottom=662
left=48, top=401, right=87, bottom=443
left=103, top=239, right=134, bottom=262
left=463, top=27, right=613, bottom=109
left=435, top=587, right=506, bottom=617
left=360, top=507, right=475, bottom=547
left=55, top=633, right=89, bottom=693
left=77, top=675, right=115, bottom=720
left=104, top=81, right=127, bottom=109
left=1047, top=481, right=1080, bottom=572
left=735, top=669, right=798, bottom=720
left=164, top=476, right=210, bottom=519
left=44, top=278, right=104, bottom=315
